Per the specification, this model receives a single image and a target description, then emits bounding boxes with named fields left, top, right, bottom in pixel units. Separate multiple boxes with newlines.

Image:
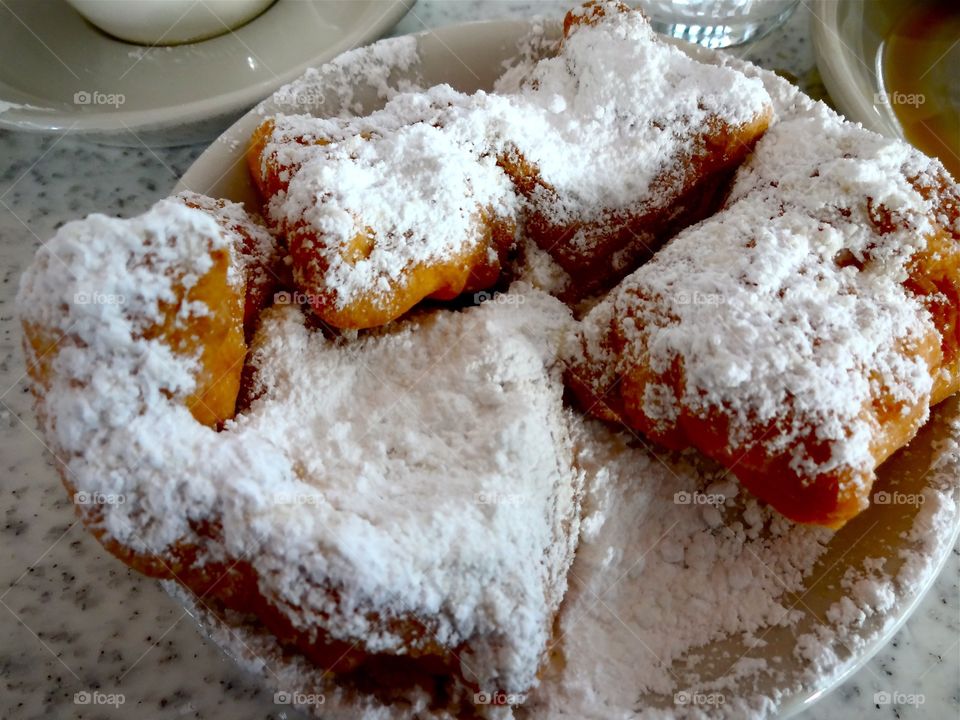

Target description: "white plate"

left=0, top=0, right=413, bottom=145
left=174, top=19, right=960, bottom=719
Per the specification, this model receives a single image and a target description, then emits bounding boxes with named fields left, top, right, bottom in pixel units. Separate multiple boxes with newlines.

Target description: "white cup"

left=65, top=0, right=276, bottom=45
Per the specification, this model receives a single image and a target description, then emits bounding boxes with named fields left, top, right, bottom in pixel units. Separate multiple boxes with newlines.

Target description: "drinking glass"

left=636, top=0, right=801, bottom=47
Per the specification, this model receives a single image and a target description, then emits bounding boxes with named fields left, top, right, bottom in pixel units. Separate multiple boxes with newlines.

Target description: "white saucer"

left=0, top=0, right=413, bottom=145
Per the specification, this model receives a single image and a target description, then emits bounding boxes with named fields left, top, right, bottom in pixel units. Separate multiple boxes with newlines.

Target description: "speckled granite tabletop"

left=0, top=2, right=957, bottom=720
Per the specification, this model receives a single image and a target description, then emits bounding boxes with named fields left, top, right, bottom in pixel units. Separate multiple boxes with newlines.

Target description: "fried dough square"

left=567, top=113, right=960, bottom=527
left=498, top=0, right=773, bottom=299
left=248, top=88, right=518, bottom=330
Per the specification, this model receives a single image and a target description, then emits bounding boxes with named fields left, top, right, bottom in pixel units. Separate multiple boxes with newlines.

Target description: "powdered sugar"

left=526, top=421, right=833, bottom=717
left=506, top=4, right=769, bottom=215
left=227, top=286, right=581, bottom=692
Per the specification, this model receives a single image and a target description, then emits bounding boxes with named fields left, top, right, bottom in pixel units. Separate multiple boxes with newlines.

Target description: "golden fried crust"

left=563, top=0, right=631, bottom=36
left=175, top=192, right=285, bottom=342
left=154, top=245, right=246, bottom=427
left=609, top=333, right=941, bottom=528
left=247, top=118, right=274, bottom=198
left=288, top=212, right=515, bottom=330
left=23, top=241, right=245, bottom=429
left=905, top=177, right=960, bottom=404
left=248, top=118, right=333, bottom=201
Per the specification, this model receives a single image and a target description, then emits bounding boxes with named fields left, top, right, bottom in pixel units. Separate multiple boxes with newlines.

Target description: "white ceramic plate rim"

left=0, top=0, right=413, bottom=134
left=175, top=18, right=957, bottom=718
left=785, top=512, right=960, bottom=716
left=808, top=0, right=901, bottom=139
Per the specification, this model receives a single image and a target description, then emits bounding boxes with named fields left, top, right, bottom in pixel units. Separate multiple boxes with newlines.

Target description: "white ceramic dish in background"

left=174, top=19, right=960, bottom=719
left=64, top=0, right=275, bottom=45
left=808, top=0, right=901, bottom=138
left=0, top=0, right=414, bottom=146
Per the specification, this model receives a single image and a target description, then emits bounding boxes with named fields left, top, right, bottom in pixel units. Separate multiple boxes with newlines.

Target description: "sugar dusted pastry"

left=21, top=197, right=257, bottom=430
left=567, top=112, right=960, bottom=528
left=250, top=86, right=520, bottom=330
left=278, top=121, right=518, bottom=330
left=234, top=291, right=582, bottom=698
left=498, top=0, right=773, bottom=298
left=17, top=191, right=582, bottom=704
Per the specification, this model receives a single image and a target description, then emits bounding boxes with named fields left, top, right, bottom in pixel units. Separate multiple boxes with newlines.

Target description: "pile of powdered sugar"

left=520, top=409, right=959, bottom=719
left=500, top=2, right=769, bottom=216
left=227, top=285, right=582, bottom=693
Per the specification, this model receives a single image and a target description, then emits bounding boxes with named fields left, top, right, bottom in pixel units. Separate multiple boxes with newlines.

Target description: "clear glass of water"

left=637, top=0, right=801, bottom=48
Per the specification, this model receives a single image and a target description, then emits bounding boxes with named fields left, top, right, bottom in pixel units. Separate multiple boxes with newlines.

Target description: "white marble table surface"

left=0, top=2, right=956, bottom=719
